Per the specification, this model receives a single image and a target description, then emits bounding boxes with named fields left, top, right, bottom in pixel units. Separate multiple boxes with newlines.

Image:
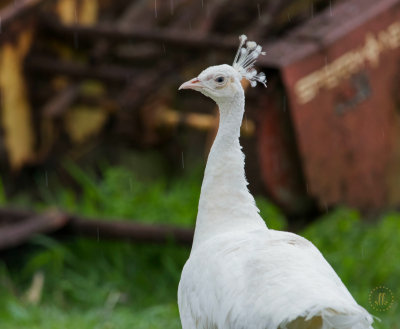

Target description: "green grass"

left=0, top=161, right=398, bottom=328
left=31, top=161, right=202, bottom=226
left=0, top=297, right=180, bottom=329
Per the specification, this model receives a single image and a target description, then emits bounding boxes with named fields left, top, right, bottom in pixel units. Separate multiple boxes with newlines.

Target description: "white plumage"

left=178, top=35, right=373, bottom=329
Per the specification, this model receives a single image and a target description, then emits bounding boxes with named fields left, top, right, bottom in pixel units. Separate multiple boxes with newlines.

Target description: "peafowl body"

left=177, top=35, right=374, bottom=329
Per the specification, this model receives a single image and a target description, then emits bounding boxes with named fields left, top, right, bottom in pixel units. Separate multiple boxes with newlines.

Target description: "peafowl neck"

left=192, top=92, right=266, bottom=250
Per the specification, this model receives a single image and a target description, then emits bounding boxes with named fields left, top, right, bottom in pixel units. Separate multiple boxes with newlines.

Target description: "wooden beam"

left=154, top=107, right=255, bottom=137
left=0, top=208, right=194, bottom=249
left=25, top=56, right=140, bottom=82
left=0, top=211, right=68, bottom=249
left=0, top=0, right=45, bottom=28
left=41, top=19, right=238, bottom=50
left=42, top=84, right=80, bottom=118
left=67, top=215, right=194, bottom=245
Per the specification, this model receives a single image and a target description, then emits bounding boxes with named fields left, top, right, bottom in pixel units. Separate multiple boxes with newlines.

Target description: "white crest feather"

left=232, top=34, right=267, bottom=88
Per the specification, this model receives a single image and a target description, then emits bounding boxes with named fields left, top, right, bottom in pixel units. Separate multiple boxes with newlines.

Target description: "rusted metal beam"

left=41, top=19, right=238, bottom=50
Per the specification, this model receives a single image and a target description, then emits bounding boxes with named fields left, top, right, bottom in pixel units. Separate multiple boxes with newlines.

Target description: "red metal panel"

left=257, top=80, right=315, bottom=215
left=261, top=0, right=400, bottom=210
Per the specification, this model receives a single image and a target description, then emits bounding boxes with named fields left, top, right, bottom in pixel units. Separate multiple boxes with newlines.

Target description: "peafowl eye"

left=215, top=76, right=225, bottom=83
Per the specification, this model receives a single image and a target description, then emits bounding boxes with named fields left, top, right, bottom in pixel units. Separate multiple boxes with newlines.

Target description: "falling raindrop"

left=287, top=12, right=291, bottom=22
left=311, top=2, right=313, bottom=18
left=74, top=5, right=79, bottom=48
left=201, top=0, right=204, bottom=8
left=162, top=42, right=166, bottom=55
left=329, top=0, right=333, bottom=16
left=74, top=5, right=78, bottom=23
left=170, top=0, right=174, bottom=15
left=283, top=96, right=286, bottom=112
left=324, top=56, right=328, bottom=74
left=181, top=152, right=185, bottom=169
left=257, top=3, right=261, bottom=18
left=154, top=0, right=158, bottom=18
left=74, top=32, right=79, bottom=49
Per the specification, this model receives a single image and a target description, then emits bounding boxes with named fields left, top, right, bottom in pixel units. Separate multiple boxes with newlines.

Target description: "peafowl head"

left=179, top=35, right=266, bottom=103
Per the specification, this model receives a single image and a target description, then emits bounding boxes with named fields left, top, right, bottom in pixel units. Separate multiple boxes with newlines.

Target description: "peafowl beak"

left=179, top=77, right=202, bottom=90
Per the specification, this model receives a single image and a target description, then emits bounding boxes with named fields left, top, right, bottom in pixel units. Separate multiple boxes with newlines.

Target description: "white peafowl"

left=177, top=35, right=374, bottom=329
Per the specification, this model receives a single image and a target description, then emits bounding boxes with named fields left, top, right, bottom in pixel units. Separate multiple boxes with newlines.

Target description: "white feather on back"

left=179, top=229, right=373, bottom=329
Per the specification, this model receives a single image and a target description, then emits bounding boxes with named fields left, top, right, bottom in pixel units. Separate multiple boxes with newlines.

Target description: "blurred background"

left=0, top=0, right=399, bottom=328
